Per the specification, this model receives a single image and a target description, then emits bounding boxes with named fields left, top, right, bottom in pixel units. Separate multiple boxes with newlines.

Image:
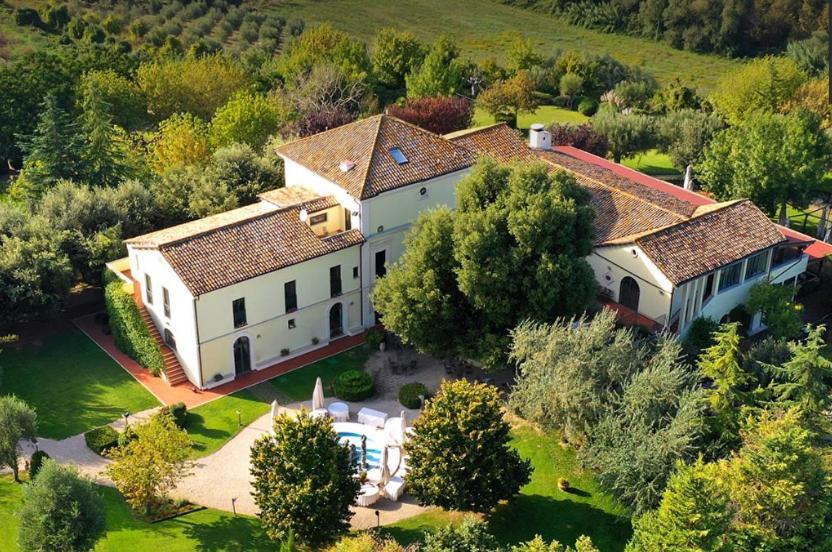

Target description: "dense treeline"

left=500, top=0, right=828, bottom=56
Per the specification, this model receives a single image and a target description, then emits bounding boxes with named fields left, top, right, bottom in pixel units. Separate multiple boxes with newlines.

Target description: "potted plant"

left=311, top=337, right=320, bottom=345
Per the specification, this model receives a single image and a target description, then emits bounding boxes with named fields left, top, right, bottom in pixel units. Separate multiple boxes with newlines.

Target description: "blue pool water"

left=338, top=431, right=383, bottom=469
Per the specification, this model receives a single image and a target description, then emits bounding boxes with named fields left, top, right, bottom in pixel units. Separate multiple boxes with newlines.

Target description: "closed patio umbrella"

left=380, top=445, right=391, bottom=486
left=312, top=377, right=325, bottom=411
left=399, top=410, right=408, bottom=445
left=270, top=400, right=278, bottom=433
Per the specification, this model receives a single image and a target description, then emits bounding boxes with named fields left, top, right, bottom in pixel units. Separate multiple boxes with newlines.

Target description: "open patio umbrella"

left=270, top=400, right=278, bottom=433
left=399, top=410, right=408, bottom=445
left=379, top=445, right=391, bottom=486
left=312, top=377, right=325, bottom=411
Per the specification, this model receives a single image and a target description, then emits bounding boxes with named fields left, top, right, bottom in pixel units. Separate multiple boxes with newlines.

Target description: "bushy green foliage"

left=513, top=535, right=600, bottom=552
left=592, top=109, right=654, bottom=162
left=79, top=69, right=147, bottom=130
left=28, top=450, right=50, bottom=480
left=0, top=395, right=38, bottom=482
left=106, top=413, right=193, bottom=515
left=682, top=317, right=719, bottom=361
left=478, top=70, right=540, bottom=124
left=398, top=382, right=428, bottom=409
left=577, top=97, right=598, bottom=116
left=407, top=380, right=531, bottom=511
left=18, top=460, right=105, bottom=552
left=159, top=402, right=188, bottom=429
left=329, top=533, right=406, bottom=552
left=371, top=28, right=426, bottom=93
left=151, top=112, right=212, bottom=174
left=103, top=274, right=164, bottom=377
left=374, top=159, right=596, bottom=370
left=250, top=412, right=358, bottom=547
left=209, top=91, right=282, bottom=150
left=655, top=109, right=723, bottom=171
left=766, top=326, right=832, bottom=420
left=747, top=282, right=804, bottom=340
left=423, top=516, right=501, bottom=552
left=333, top=369, right=374, bottom=401
left=699, top=109, right=832, bottom=220
left=84, top=425, right=120, bottom=456
left=406, top=35, right=464, bottom=99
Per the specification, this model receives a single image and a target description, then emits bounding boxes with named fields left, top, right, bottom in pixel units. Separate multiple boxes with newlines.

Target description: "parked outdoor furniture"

left=356, top=483, right=380, bottom=507
left=357, top=407, right=388, bottom=428
left=383, top=476, right=406, bottom=501
left=328, top=402, right=349, bottom=422
left=310, top=408, right=328, bottom=419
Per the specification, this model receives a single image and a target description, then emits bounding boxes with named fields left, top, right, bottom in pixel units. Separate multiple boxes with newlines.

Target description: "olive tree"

left=0, top=395, right=37, bottom=481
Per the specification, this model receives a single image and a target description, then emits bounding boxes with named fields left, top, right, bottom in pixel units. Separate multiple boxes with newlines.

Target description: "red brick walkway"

left=598, top=297, right=664, bottom=332
left=74, top=313, right=366, bottom=408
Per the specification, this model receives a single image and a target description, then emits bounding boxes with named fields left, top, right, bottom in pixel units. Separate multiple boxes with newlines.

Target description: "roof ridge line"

left=157, top=206, right=285, bottom=250
left=359, top=115, right=385, bottom=199
left=276, top=114, right=383, bottom=154
left=538, top=155, right=688, bottom=221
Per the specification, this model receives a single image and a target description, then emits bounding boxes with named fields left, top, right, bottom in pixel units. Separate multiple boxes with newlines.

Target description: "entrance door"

left=233, top=336, right=251, bottom=375
left=619, top=277, right=641, bottom=312
left=329, top=303, right=344, bottom=339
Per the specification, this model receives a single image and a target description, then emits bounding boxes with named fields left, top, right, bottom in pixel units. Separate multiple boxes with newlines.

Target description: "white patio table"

left=356, top=483, right=380, bottom=507
left=328, top=402, right=349, bottom=422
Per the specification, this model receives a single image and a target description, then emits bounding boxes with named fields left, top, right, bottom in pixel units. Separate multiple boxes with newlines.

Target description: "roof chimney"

left=529, top=123, right=551, bottom=150
left=339, top=160, right=356, bottom=173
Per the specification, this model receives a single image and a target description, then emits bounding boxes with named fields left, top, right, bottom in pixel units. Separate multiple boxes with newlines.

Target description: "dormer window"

left=309, top=212, right=327, bottom=225
left=389, top=147, right=408, bottom=165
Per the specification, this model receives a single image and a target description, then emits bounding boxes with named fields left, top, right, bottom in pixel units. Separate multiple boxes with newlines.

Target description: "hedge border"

left=103, top=270, right=165, bottom=376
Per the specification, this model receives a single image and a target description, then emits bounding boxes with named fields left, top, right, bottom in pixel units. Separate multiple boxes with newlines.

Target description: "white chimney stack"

left=529, top=123, right=551, bottom=150
left=683, top=165, right=694, bottom=191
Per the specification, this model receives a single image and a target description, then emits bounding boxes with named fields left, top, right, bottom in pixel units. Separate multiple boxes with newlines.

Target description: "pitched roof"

left=160, top=203, right=363, bottom=295
left=277, top=115, right=476, bottom=199
left=635, top=200, right=786, bottom=285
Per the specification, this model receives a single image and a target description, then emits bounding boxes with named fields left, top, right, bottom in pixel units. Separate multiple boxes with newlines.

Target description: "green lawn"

left=269, top=345, right=372, bottom=402
left=185, top=390, right=270, bottom=458
left=472, top=105, right=589, bottom=131
left=0, top=476, right=276, bottom=551
left=384, top=422, right=632, bottom=551
left=271, top=0, right=742, bottom=92
left=621, top=149, right=679, bottom=176
left=0, top=331, right=159, bottom=440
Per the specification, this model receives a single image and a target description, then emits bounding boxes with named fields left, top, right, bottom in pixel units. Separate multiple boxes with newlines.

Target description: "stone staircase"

left=137, top=305, right=189, bottom=387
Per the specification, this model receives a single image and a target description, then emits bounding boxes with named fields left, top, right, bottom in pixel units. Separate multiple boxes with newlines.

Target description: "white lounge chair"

left=384, top=476, right=406, bottom=501
left=357, top=407, right=387, bottom=428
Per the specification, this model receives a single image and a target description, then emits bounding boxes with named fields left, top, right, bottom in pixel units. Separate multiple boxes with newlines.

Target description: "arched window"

left=619, top=276, right=641, bottom=312
left=233, top=336, right=251, bottom=375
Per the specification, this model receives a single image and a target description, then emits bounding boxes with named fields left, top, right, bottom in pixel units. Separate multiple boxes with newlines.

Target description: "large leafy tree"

left=276, top=24, right=371, bottom=85
left=709, top=56, right=806, bottom=125
left=250, top=411, right=358, bottom=548
left=581, top=337, right=706, bottom=514
left=387, top=96, right=473, bottom=135
left=371, top=28, right=426, bottom=93
left=407, top=380, right=531, bottom=512
left=209, top=91, right=283, bottom=150
left=405, top=36, right=464, bottom=99
left=0, top=395, right=37, bottom=482
left=591, top=110, right=654, bottom=163
left=655, top=109, right=724, bottom=172
left=77, top=79, right=135, bottom=188
left=151, top=113, right=212, bottom=175
left=18, top=460, right=105, bottom=552
left=698, top=109, right=832, bottom=222
left=106, top=413, right=193, bottom=515
left=747, top=282, right=803, bottom=340
left=374, top=158, right=596, bottom=369
left=477, top=70, right=540, bottom=127
left=626, top=459, right=733, bottom=552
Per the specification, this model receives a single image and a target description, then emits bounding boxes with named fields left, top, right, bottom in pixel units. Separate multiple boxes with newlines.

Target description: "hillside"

left=263, top=0, right=743, bottom=92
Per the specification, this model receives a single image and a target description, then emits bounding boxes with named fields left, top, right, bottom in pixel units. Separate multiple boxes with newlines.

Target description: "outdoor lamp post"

left=122, top=411, right=130, bottom=429
left=231, top=497, right=237, bottom=515
left=236, top=410, right=241, bottom=428
left=375, top=510, right=380, bottom=529
left=32, top=437, right=38, bottom=453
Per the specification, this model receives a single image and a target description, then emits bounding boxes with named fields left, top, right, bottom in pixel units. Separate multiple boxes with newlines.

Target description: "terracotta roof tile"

left=277, top=115, right=475, bottom=199
left=636, top=200, right=786, bottom=285
left=159, top=205, right=364, bottom=295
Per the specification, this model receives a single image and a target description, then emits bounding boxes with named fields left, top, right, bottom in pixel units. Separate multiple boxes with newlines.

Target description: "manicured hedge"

left=28, top=450, right=50, bottom=479
left=333, top=370, right=374, bottom=402
left=84, top=426, right=120, bottom=456
left=103, top=270, right=165, bottom=377
left=159, top=401, right=188, bottom=428
left=399, top=382, right=428, bottom=409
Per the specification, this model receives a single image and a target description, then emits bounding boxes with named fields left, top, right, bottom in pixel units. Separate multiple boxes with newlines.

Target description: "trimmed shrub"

left=365, top=329, right=384, bottom=351
left=29, top=451, right=50, bottom=480
left=103, top=271, right=165, bottom=376
left=399, top=382, right=428, bottom=409
left=558, top=477, right=570, bottom=491
left=333, top=370, right=374, bottom=401
left=577, top=96, right=598, bottom=116
left=159, top=402, right=188, bottom=428
left=85, top=426, right=120, bottom=456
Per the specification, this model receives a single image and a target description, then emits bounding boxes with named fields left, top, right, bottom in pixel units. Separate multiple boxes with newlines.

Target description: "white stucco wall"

left=194, top=245, right=362, bottom=385
left=588, top=245, right=673, bottom=324
left=127, top=247, right=202, bottom=386
left=282, top=159, right=360, bottom=227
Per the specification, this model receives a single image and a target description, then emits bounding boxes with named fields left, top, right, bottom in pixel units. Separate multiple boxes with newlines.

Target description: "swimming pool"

left=334, top=422, right=400, bottom=473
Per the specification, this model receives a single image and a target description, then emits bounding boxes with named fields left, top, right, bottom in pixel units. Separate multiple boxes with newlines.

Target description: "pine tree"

left=78, top=79, right=132, bottom=187
left=698, top=322, right=753, bottom=452
left=768, top=325, right=832, bottom=419
left=11, top=95, right=83, bottom=201
left=627, top=459, right=733, bottom=551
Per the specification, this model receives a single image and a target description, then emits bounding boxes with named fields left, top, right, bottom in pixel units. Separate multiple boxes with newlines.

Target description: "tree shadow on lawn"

left=185, top=413, right=231, bottom=453
left=180, top=514, right=276, bottom=551
left=489, top=494, right=632, bottom=552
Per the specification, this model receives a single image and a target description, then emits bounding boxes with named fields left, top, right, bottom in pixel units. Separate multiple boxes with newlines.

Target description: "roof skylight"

left=389, top=147, right=408, bottom=165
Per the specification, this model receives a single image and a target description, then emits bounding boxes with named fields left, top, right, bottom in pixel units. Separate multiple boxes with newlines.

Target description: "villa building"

left=116, top=115, right=832, bottom=389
